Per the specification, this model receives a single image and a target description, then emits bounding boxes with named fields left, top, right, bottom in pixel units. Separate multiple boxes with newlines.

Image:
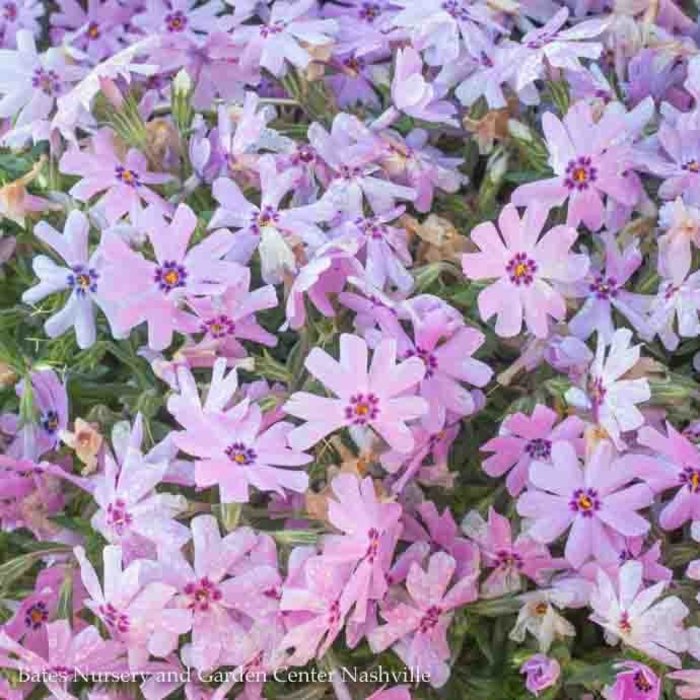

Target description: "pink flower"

left=636, top=422, right=700, bottom=531
left=461, top=204, right=589, bottom=338
left=512, top=101, right=639, bottom=231
left=589, top=560, right=688, bottom=667
left=669, top=670, right=700, bottom=699
left=284, top=333, right=427, bottom=453
left=0, top=620, right=125, bottom=696
left=481, top=404, right=584, bottom=496
left=520, top=654, right=561, bottom=696
left=603, top=661, right=660, bottom=700
left=99, top=204, right=241, bottom=350
left=368, top=551, right=479, bottom=688
left=322, top=473, right=402, bottom=624
left=464, top=508, right=555, bottom=598
left=59, top=129, right=171, bottom=224
left=91, top=415, right=190, bottom=559
left=132, top=0, right=223, bottom=39
left=74, top=545, right=192, bottom=670
left=156, top=515, right=263, bottom=671
left=168, top=359, right=311, bottom=503
left=279, top=552, right=355, bottom=665
left=517, top=440, right=653, bottom=568
left=366, top=688, right=411, bottom=700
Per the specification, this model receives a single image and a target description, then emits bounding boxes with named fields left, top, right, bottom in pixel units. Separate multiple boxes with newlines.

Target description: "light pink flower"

left=520, top=654, right=560, bottom=696
left=284, top=333, right=427, bottom=453
left=462, top=204, right=589, bottom=338
left=99, top=204, right=241, bottom=351
left=603, top=661, right=660, bottom=700
left=59, top=129, right=171, bottom=224
left=368, top=552, right=479, bottom=688
left=517, top=440, right=653, bottom=568
left=74, top=545, right=192, bottom=670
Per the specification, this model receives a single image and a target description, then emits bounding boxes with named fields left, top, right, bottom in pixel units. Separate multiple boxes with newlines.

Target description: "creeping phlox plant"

left=3, top=1, right=700, bottom=699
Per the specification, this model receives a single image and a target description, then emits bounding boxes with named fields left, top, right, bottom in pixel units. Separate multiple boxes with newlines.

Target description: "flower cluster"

left=2, top=0, right=700, bottom=699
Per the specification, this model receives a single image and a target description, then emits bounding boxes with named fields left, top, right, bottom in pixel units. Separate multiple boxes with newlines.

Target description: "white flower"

left=589, top=560, right=688, bottom=668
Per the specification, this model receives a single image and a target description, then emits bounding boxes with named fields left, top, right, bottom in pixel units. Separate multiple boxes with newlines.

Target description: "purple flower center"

left=618, top=548, right=635, bottom=562
left=202, top=314, right=235, bottom=339
left=356, top=217, right=389, bottom=240
left=663, top=282, right=680, bottom=300
left=67, top=264, right=99, bottom=297
left=339, top=165, right=363, bottom=180
left=633, top=670, right=654, bottom=693
left=441, top=0, right=472, bottom=21
left=25, top=601, right=48, bottom=629
left=115, top=165, right=141, bottom=187
left=565, top=156, right=597, bottom=190
left=405, top=346, right=438, bottom=377
left=184, top=576, right=223, bottom=612
left=569, top=487, right=600, bottom=517
left=680, top=466, right=700, bottom=493
left=525, top=30, right=555, bottom=49
left=495, top=548, right=524, bottom=570
left=99, top=602, right=130, bottom=633
left=589, top=274, right=618, bottom=300
left=506, top=252, right=537, bottom=286
left=3, top=2, right=17, bottom=21
left=32, top=68, right=61, bottom=96
left=253, top=205, right=280, bottom=231
left=525, top=437, right=551, bottom=459
left=225, top=442, right=257, bottom=465
left=87, top=21, right=101, bottom=39
left=343, top=56, right=365, bottom=74
left=682, top=159, right=700, bottom=173
left=106, top=498, right=133, bottom=535
left=155, top=261, right=188, bottom=293
left=41, top=409, right=60, bottom=434
left=418, top=605, right=443, bottom=633
left=165, top=10, right=187, bottom=32
left=260, top=20, right=285, bottom=37
left=359, top=2, right=381, bottom=22
left=345, top=392, right=380, bottom=425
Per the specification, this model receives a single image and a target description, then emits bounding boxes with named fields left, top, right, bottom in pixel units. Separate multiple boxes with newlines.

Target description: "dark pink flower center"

left=506, top=252, right=537, bottom=286
left=115, top=165, right=141, bottom=187
left=155, top=261, right=188, bottom=293
left=633, top=669, right=654, bottom=692
left=565, top=156, right=597, bottom=191
left=590, top=275, right=618, bottom=300
left=328, top=599, right=341, bottom=625
left=202, top=314, right=236, bottom=338
left=99, top=602, right=130, bottom=633
left=165, top=10, right=187, bottom=32
left=619, top=610, right=632, bottom=634
left=32, top=68, right=61, bottom=96
left=3, top=2, right=17, bottom=21
left=525, top=437, right=551, bottom=459
left=495, top=548, right=524, bottom=570
left=184, top=576, right=223, bottom=612
left=25, top=601, right=48, bottom=629
left=225, top=442, right=256, bottom=465
left=589, top=377, right=607, bottom=407
left=569, top=487, right=600, bottom=516
left=680, top=466, right=700, bottom=493
left=106, top=498, right=133, bottom=535
left=418, top=605, right=443, bottom=633
left=339, top=165, right=363, bottom=180
left=345, top=393, right=380, bottom=425
left=663, top=282, right=680, bottom=300
left=292, top=145, right=316, bottom=165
